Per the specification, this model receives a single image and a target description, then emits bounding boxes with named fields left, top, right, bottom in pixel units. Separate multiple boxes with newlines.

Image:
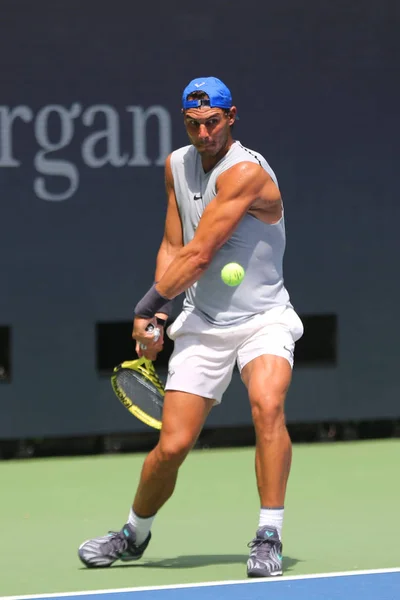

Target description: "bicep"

left=191, top=163, right=266, bottom=256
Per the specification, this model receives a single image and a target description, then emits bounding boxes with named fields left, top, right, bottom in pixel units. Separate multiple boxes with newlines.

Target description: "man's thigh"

left=160, top=390, right=215, bottom=449
left=165, top=311, right=237, bottom=404
left=240, top=354, right=293, bottom=405
left=237, top=306, right=304, bottom=373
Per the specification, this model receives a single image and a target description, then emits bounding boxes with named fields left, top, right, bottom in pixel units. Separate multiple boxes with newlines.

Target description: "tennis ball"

left=221, top=262, right=245, bottom=286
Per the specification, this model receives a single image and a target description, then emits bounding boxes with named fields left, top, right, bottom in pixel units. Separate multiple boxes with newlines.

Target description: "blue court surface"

left=2, top=569, right=399, bottom=600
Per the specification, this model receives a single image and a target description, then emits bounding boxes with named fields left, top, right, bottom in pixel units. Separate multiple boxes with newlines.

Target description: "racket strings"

left=136, top=363, right=164, bottom=395
left=116, top=370, right=164, bottom=410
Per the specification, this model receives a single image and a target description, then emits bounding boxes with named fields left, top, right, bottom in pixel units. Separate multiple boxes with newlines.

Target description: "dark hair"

left=186, top=91, right=209, bottom=101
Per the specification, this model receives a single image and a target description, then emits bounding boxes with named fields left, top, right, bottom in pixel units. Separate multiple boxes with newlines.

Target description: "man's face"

left=183, top=106, right=236, bottom=156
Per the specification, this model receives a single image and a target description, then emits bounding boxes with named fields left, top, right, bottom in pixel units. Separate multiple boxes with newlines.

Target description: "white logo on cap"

left=194, top=82, right=206, bottom=88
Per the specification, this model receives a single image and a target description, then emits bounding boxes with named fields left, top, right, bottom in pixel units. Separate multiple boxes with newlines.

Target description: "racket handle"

left=140, top=323, right=160, bottom=350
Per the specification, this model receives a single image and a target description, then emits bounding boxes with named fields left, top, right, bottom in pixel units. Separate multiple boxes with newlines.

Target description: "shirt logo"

left=193, top=193, right=202, bottom=201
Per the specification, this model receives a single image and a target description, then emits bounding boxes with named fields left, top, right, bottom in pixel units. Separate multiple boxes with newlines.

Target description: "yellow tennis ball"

left=221, top=262, right=245, bottom=286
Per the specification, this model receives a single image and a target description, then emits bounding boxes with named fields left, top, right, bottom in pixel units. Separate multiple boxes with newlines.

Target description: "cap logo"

left=194, top=81, right=206, bottom=88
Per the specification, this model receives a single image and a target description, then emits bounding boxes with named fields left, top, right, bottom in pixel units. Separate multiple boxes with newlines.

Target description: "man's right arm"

left=155, top=153, right=183, bottom=281
left=133, top=154, right=183, bottom=357
left=154, top=154, right=183, bottom=320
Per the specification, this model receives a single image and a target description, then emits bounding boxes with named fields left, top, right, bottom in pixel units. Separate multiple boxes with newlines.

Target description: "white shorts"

left=165, top=305, right=304, bottom=404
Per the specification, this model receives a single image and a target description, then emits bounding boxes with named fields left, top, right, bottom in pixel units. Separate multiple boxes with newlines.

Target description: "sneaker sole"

left=247, top=570, right=283, bottom=578
left=120, top=553, right=145, bottom=562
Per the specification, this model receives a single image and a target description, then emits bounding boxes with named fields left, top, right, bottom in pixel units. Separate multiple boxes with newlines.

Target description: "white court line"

left=1, top=567, right=400, bottom=600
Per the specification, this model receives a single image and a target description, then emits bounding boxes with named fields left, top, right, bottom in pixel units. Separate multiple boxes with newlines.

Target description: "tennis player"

left=79, top=77, right=304, bottom=577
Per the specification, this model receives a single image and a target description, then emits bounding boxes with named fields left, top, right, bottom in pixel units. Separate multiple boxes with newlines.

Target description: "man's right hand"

left=133, top=317, right=165, bottom=361
left=135, top=336, right=164, bottom=361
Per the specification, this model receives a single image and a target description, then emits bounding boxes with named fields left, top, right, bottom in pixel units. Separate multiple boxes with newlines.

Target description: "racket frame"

left=111, top=357, right=164, bottom=430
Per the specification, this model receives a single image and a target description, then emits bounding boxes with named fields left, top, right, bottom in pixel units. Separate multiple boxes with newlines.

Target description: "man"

left=79, top=77, right=303, bottom=577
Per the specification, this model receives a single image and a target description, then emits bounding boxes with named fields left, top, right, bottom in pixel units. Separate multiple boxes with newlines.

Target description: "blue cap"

left=182, top=77, right=233, bottom=110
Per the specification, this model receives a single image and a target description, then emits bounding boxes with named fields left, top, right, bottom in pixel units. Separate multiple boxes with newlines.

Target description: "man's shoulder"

left=231, top=142, right=278, bottom=186
left=232, top=141, right=268, bottom=166
left=171, top=144, right=195, bottom=164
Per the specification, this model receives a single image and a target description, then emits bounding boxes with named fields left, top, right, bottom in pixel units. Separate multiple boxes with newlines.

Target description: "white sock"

left=127, top=508, right=155, bottom=545
left=258, top=507, right=284, bottom=540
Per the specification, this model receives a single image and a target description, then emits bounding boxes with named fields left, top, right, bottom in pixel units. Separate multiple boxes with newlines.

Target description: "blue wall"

left=1, top=0, right=399, bottom=437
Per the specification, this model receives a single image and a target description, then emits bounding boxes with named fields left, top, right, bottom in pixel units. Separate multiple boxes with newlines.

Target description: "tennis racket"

left=111, top=324, right=164, bottom=429
left=111, top=357, right=164, bottom=429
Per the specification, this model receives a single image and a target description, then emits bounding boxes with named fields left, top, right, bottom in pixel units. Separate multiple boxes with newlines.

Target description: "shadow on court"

left=89, top=555, right=300, bottom=571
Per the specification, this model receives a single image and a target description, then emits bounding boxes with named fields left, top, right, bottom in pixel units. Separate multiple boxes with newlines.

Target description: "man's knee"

left=250, top=392, right=286, bottom=434
left=156, top=433, right=195, bottom=467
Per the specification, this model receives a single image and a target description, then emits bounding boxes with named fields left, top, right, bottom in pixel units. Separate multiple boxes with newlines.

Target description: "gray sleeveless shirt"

left=170, top=141, right=292, bottom=326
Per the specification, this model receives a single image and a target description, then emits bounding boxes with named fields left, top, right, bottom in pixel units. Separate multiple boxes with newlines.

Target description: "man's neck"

left=200, top=138, right=234, bottom=173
